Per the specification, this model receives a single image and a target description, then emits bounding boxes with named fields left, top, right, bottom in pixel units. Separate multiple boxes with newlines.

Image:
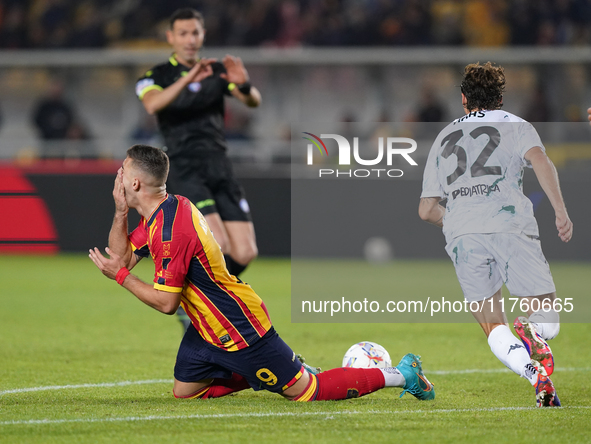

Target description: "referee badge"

left=239, top=198, right=250, bottom=214
left=188, top=82, right=202, bottom=93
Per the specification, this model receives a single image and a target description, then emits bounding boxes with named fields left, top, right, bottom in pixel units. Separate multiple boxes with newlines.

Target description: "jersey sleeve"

left=516, top=122, right=545, bottom=162
left=420, top=139, right=444, bottom=198
left=152, top=232, right=196, bottom=293
left=136, top=67, right=165, bottom=100
left=129, top=218, right=150, bottom=258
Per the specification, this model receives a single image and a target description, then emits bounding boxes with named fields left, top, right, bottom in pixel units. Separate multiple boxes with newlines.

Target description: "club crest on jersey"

left=163, top=243, right=171, bottom=256
left=188, top=82, right=202, bottom=92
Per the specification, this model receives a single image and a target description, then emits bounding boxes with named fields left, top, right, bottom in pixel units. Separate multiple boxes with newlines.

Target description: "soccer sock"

left=529, top=309, right=560, bottom=340
left=488, top=325, right=537, bottom=385
left=380, top=367, right=406, bottom=387
left=175, top=373, right=251, bottom=399
left=200, top=373, right=251, bottom=399
left=224, top=255, right=248, bottom=277
left=295, top=368, right=385, bottom=401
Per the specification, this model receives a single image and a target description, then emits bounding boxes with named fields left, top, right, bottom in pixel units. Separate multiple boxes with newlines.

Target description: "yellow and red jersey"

left=129, top=194, right=272, bottom=351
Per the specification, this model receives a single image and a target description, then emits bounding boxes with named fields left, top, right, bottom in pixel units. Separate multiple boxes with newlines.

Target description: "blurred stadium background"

left=1, top=0, right=590, bottom=260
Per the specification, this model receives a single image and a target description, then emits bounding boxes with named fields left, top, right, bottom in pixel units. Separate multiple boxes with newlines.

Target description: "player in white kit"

left=419, top=62, right=573, bottom=407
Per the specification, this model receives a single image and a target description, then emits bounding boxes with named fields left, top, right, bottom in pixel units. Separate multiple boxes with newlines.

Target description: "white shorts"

left=445, top=233, right=556, bottom=302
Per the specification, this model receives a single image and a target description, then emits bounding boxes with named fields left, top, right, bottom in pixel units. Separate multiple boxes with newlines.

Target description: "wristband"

left=115, top=267, right=130, bottom=285
left=238, top=82, right=251, bottom=95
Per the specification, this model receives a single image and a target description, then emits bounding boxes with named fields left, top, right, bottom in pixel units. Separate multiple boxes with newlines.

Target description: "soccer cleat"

left=296, top=354, right=322, bottom=375
left=534, top=367, right=561, bottom=408
left=396, top=353, right=435, bottom=401
left=514, top=316, right=554, bottom=376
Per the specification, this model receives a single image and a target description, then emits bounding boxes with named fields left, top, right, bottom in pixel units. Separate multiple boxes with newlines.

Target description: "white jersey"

left=421, top=110, right=543, bottom=244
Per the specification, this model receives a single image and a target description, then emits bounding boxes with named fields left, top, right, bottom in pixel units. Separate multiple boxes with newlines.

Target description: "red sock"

left=295, top=368, right=385, bottom=401
left=201, top=373, right=251, bottom=399
left=175, top=373, right=251, bottom=399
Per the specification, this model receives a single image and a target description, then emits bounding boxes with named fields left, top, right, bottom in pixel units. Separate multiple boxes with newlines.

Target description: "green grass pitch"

left=1, top=254, right=590, bottom=443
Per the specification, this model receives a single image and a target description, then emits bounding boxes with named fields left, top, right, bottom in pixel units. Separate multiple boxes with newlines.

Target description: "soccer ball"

left=342, top=341, right=392, bottom=369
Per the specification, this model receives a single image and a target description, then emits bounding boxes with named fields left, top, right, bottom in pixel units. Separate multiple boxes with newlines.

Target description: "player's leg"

left=517, top=292, right=560, bottom=340
left=470, top=290, right=559, bottom=406
left=213, top=163, right=258, bottom=276
left=447, top=234, right=557, bottom=405
left=204, top=212, right=231, bottom=255
left=173, top=325, right=251, bottom=400
left=496, top=234, right=559, bottom=376
left=284, top=353, right=434, bottom=402
left=224, top=220, right=258, bottom=271
left=486, top=234, right=560, bottom=406
left=173, top=375, right=251, bottom=399
left=470, top=289, right=534, bottom=379
left=513, top=292, right=558, bottom=377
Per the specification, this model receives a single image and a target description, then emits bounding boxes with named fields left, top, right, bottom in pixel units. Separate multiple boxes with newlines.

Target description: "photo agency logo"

left=302, top=132, right=418, bottom=178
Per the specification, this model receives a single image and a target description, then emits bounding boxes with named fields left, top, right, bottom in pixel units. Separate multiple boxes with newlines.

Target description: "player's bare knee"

left=173, top=379, right=211, bottom=399
left=281, top=371, right=310, bottom=401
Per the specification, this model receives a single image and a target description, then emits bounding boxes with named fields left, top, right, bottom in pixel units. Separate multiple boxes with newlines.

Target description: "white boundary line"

left=2, top=367, right=590, bottom=397
left=2, top=406, right=591, bottom=426
left=0, top=379, right=171, bottom=396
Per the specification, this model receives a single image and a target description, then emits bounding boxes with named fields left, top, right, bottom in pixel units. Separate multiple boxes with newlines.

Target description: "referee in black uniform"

left=136, top=8, right=261, bottom=269
left=136, top=8, right=261, bottom=329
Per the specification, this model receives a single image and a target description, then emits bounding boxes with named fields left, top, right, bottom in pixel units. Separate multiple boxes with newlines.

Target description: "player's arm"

left=220, top=55, right=261, bottom=108
left=88, top=247, right=181, bottom=315
left=525, top=147, right=573, bottom=242
left=141, top=59, right=216, bottom=115
left=107, top=168, right=141, bottom=270
left=419, top=197, right=445, bottom=227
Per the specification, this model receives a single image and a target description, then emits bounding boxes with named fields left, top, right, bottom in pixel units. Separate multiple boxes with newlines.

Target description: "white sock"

left=380, top=367, right=406, bottom=387
left=488, top=325, right=538, bottom=386
left=529, top=309, right=560, bottom=340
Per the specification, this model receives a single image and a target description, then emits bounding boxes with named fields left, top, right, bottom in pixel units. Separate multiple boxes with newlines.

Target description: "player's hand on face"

left=113, top=168, right=128, bottom=215
left=220, top=55, right=248, bottom=85
left=587, top=107, right=591, bottom=126
left=187, top=58, right=215, bottom=83
left=555, top=212, right=573, bottom=243
left=88, top=247, right=126, bottom=280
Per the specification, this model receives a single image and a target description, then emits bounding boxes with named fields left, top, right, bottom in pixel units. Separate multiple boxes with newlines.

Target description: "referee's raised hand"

left=186, top=58, right=215, bottom=83
left=220, top=55, right=249, bottom=85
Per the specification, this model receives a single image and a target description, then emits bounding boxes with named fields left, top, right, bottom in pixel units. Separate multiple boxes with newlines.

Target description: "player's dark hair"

left=127, top=145, right=169, bottom=185
left=460, top=62, right=505, bottom=111
left=170, top=8, right=204, bottom=28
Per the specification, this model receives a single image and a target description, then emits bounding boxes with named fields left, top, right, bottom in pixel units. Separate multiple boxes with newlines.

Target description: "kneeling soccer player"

left=89, top=144, right=435, bottom=402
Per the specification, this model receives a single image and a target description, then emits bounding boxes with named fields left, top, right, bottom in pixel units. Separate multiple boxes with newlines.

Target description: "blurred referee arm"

left=525, top=147, right=573, bottom=243
left=220, top=55, right=261, bottom=108
left=419, top=197, right=445, bottom=228
left=141, top=58, right=216, bottom=115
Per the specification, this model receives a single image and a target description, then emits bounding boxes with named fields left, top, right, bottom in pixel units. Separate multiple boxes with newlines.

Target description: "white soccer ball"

left=342, top=341, right=392, bottom=369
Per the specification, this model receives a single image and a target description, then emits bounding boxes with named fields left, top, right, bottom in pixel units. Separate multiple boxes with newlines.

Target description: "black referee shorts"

left=166, top=150, right=251, bottom=222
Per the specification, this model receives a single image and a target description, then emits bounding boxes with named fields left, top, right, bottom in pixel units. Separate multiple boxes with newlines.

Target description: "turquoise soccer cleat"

left=396, top=353, right=435, bottom=401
